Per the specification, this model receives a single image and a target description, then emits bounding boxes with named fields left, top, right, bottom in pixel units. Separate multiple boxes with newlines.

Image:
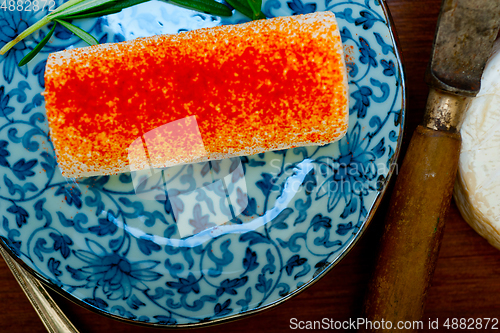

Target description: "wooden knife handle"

left=361, top=125, right=461, bottom=331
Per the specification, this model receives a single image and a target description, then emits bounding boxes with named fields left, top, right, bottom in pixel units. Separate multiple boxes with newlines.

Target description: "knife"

left=360, top=0, right=500, bottom=330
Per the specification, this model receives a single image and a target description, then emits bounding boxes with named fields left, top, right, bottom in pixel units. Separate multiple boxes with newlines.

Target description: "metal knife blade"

left=426, top=0, right=500, bottom=97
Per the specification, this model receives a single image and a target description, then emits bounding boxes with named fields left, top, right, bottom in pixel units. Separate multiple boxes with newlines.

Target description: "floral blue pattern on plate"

left=0, top=0, right=404, bottom=327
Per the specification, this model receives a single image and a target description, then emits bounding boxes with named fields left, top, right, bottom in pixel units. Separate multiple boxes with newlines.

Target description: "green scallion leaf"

left=3, top=0, right=266, bottom=65
left=252, top=10, right=265, bottom=20
left=53, top=19, right=98, bottom=46
left=0, top=16, right=51, bottom=55
left=49, top=0, right=88, bottom=16
left=0, top=0, right=90, bottom=55
left=59, top=0, right=150, bottom=20
left=51, top=0, right=120, bottom=19
left=245, top=0, right=262, bottom=17
left=86, top=0, right=151, bottom=12
left=18, top=23, right=58, bottom=67
left=225, top=0, right=264, bottom=20
left=163, top=0, right=232, bottom=17
left=57, top=7, right=122, bottom=20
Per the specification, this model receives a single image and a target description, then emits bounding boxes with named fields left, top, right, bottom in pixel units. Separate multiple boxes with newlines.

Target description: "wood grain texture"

left=362, top=126, right=461, bottom=330
left=2, top=0, right=500, bottom=332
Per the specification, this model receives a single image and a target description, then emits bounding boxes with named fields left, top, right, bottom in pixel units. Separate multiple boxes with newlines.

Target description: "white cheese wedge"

left=454, top=40, right=500, bottom=250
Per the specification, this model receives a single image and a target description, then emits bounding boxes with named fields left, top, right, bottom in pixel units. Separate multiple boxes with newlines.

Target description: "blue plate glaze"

left=0, top=0, right=404, bottom=327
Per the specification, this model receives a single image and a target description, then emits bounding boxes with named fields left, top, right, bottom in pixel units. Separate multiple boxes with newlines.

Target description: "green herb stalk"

left=0, top=0, right=265, bottom=65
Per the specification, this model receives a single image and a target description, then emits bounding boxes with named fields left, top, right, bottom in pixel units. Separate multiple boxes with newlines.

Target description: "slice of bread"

left=44, top=12, right=349, bottom=178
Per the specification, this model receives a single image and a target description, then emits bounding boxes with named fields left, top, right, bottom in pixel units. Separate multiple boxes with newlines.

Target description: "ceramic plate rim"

left=0, top=0, right=406, bottom=327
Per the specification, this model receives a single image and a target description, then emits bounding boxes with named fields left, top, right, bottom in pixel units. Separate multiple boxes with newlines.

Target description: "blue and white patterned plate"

left=0, top=0, right=404, bottom=327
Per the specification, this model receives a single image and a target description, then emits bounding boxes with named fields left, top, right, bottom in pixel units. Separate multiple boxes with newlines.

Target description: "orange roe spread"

left=44, top=12, right=349, bottom=178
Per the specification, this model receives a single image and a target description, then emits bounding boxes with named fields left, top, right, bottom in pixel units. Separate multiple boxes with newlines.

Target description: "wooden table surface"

left=3, top=0, right=500, bottom=331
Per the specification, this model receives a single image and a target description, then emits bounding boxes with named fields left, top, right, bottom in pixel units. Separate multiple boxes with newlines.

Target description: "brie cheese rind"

left=44, top=12, right=349, bottom=178
left=454, top=40, right=500, bottom=250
